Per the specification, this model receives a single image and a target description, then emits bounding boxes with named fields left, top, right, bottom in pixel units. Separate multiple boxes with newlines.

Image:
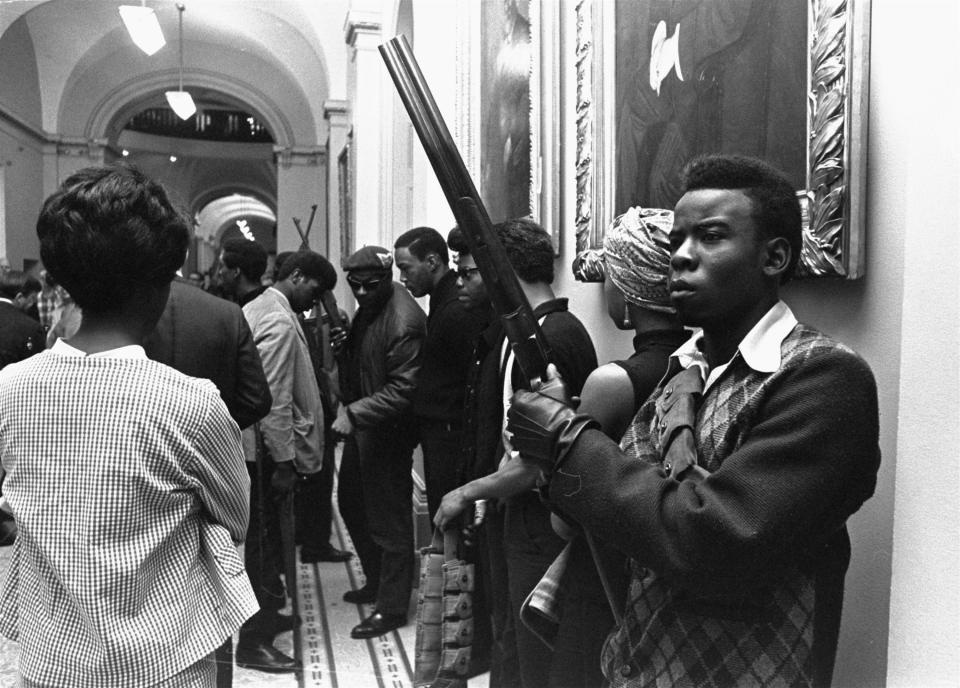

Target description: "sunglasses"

left=347, top=276, right=384, bottom=291
left=456, top=266, right=481, bottom=280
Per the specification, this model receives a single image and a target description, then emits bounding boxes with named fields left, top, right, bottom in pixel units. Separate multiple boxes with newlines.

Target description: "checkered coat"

left=0, top=350, right=257, bottom=687
left=548, top=324, right=880, bottom=687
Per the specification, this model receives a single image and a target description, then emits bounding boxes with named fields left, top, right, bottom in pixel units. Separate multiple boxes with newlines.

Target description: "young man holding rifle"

left=505, top=155, right=881, bottom=687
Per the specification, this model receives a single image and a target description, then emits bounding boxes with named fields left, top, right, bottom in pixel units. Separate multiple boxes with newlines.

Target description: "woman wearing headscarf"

left=436, top=207, right=687, bottom=687
left=577, top=206, right=688, bottom=439
left=542, top=207, right=688, bottom=688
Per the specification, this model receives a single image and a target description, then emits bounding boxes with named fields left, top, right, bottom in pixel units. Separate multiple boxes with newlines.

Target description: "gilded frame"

left=458, top=0, right=559, bottom=251
left=573, top=0, right=871, bottom=280
left=337, top=130, right=353, bottom=268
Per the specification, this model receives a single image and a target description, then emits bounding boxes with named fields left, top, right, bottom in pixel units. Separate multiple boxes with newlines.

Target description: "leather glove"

left=507, top=368, right=599, bottom=477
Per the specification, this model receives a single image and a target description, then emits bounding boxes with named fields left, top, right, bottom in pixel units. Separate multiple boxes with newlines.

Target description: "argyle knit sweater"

left=548, top=324, right=880, bottom=687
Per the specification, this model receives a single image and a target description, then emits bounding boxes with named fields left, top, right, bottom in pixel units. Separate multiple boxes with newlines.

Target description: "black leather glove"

left=507, top=384, right=599, bottom=477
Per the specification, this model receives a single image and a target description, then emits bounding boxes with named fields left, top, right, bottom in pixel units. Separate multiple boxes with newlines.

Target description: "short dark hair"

left=273, top=251, right=294, bottom=282
left=0, top=270, right=27, bottom=299
left=447, top=227, right=469, bottom=256
left=494, top=217, right=554, bottom=284
left=222, top=238, right=268, bottom=282
left=36, top=164, right=189, bottom=314
left=682, top=155, right=802, bottom=283
left=276, top=250, right=337, bottom=290
left=394, top=226, right=449, bottom=264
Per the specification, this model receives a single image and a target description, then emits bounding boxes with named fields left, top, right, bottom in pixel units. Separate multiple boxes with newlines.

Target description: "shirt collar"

left=737, top=300, right=797, bottom=373
left=51, top=338, right=147, bottom=360
left=670, top=300, right=797, bottom=386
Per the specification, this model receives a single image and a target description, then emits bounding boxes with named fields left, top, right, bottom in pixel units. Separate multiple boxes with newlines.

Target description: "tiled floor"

left=0, top=494, right=487, bottom=688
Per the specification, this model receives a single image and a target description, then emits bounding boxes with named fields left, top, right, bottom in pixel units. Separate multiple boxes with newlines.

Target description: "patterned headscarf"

left=602, top=206, right=675, bottom=314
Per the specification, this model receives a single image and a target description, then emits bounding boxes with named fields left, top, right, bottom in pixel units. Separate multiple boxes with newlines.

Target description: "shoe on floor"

left=343, top=584, right=377, bottom=605
left=350, top=611, right=406, bottom=639
left=301, top=545, right=353, bottom=563
left=235, top=640, right=298, bottom=673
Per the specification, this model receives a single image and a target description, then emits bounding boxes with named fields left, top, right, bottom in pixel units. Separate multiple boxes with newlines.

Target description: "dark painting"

left=614, top=0, right=808, bottom=214
left=481, top=0, right=531, bottom=223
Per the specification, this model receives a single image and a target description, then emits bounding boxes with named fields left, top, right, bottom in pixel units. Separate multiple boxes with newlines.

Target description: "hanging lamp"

left=165, top=4, right=196, bottom=120
left=119, top=1, right=165, bottom=56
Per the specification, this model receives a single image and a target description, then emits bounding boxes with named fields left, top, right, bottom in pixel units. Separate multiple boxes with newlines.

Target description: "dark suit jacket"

left=0, top=301, right=45, bottom=370
left=143, top=280, right=271, bottom=430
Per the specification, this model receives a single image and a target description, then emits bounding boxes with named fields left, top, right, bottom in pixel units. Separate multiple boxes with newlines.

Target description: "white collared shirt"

left=51, top=338, right=147, bottom=360
left=670, top=300, right=798, bottom=393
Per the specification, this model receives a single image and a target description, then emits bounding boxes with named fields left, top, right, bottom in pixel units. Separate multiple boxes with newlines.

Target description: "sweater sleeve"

left=548, top=348, right=880, bottom=592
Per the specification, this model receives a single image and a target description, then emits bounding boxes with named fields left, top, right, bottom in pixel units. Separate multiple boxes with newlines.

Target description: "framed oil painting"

left=463, top=0, right=559, bottom=250
left=479, top=0, right=532, bottom=225
left=573, top=0, right=870, bottom=281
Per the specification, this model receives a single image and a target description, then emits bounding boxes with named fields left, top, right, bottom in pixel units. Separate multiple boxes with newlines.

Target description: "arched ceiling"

left=0, top=0, right=350, bottom=146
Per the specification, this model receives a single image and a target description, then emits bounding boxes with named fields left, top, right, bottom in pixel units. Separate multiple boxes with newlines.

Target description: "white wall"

left=880, top=2, right=960, bottom=686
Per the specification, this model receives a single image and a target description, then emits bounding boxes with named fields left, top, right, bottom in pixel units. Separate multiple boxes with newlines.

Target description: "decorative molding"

left=85, top=68, right=299, bottom=149
left=799, top=0, right=868, bottom=278
left=272, top=145, right=325, bottom=168
left=323, top=99, right=349, bottom=121
left=0, top=105, right=48, bottom=144
left=343, top=11, right=381, bottom=48
left=55, top=137, right=108, bottom=160
left=573, top=0, right=594, bottom=260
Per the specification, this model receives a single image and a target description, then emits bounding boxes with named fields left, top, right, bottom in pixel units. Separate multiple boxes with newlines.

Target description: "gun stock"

left=319, top=291, right=344, bottom=331
left=380, top=35, right=550, bottom=382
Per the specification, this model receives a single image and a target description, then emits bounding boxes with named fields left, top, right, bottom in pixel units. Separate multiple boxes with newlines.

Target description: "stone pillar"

left=43, top=138, right=107, bottom=197
left=343, top=10, right=383, bottom=250
left=324, top=99, right=352, bottom=314
left=273, top=146, right=326, bottom=254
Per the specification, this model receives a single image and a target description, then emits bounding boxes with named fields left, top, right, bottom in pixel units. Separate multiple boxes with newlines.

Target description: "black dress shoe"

left=350, top=611, right=406, bottom=639
left=235, top=640, right=298, bottom=673
left=301, top=545, right=353, bottom=563
left=343, top=584, right=377, bottom=605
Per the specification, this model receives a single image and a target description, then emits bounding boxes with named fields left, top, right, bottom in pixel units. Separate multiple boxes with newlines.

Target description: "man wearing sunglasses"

left=393, top=227, right=485, bottom=524
left=333, top=245, right=426, bottom=639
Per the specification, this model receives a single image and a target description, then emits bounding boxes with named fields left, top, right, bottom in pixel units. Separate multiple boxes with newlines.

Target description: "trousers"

left=338, top=425, right=416, bottom=616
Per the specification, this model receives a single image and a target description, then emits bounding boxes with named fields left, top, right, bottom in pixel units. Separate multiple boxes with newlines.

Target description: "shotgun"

left=379, top=34, right=624, bottom=626
left=379, top=34, right=551, bottom=383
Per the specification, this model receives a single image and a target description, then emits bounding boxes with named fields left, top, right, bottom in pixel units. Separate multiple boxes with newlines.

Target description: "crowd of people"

left=0, top=153, right=880, bottom=688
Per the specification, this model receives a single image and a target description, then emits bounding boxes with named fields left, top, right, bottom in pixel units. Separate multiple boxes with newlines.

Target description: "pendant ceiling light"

left=165, top=3, right=196, bottom=120
left=119, top=2, right=165, bottom=56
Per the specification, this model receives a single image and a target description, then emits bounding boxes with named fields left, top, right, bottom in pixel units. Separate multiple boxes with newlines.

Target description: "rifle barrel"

left=379, top=35, right=550, bottom=380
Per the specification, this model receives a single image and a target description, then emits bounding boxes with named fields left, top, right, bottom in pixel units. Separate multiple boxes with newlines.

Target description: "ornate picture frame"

left=337, top=130, right=353, bottom=268
left=573, top=0, right=871, bottom=280
left=457, top=0, right=559, bottom=251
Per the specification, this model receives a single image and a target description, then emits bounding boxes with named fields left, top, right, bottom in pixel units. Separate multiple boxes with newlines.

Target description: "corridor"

left=0, top=491, right=486, bottom=688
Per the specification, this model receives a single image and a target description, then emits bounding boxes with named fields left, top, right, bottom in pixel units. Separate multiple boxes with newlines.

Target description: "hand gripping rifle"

left=379, top=35, right=623, bottom=626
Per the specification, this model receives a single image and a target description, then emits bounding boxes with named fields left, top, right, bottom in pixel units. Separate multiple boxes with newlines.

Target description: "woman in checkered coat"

left=0, top=165, right=258, bottom=687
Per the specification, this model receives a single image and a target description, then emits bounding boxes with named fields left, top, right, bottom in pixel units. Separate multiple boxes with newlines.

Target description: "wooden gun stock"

left=319, top=291, right=344, bottom=331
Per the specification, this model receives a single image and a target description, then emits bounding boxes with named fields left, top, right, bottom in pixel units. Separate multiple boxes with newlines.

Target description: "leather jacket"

left=346, top=282, right=426, bottom=430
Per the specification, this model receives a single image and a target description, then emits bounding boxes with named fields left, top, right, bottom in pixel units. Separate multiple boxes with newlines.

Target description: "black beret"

left=342, top=245, right=393, bottom=273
